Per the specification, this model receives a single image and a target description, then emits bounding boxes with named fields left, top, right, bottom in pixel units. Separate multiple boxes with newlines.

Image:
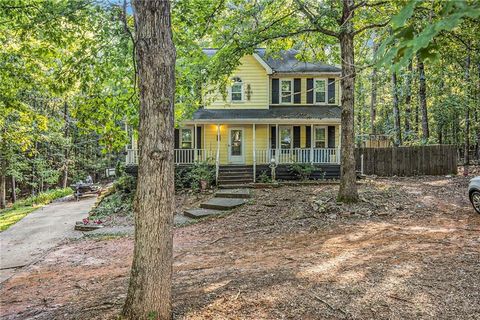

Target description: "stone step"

left=183, top=208, right=223, bottom=219
left=218, top=175, right=253, bottom=180
left=218, top=184, right=254, bottom=189
left=218, top=179, right=254, bottom=185
left=200, top=197, right=247, bottom=210
left=215, top=188, right=251, bottom=199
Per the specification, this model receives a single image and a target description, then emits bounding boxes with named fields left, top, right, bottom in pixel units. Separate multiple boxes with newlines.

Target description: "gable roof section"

left=202, top=48, right=341, bottom=74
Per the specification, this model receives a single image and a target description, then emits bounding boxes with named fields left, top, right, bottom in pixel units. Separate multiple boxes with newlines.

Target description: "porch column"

left=276, top=123, right=279, bottom=163
left=253, top=123, right=256, bottom=182
left=194, top=123, right=197, bottom=162
left=216, top=124, right=220, bottom=184
left=310, top=124, right=314, bottom=165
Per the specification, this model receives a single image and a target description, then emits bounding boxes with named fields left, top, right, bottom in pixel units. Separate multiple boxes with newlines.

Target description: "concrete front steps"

left=183, top=188, right=250, bottom=219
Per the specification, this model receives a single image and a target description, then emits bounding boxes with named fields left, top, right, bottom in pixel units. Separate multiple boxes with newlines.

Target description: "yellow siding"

left=204, top=55, right=269, bottom=110
left=202, top=123, right=339, bottom=165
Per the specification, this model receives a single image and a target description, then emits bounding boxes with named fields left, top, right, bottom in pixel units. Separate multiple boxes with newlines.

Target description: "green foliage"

left=89, top=191, right=133, bottom=219
left=0, top=206, right=37, bottom=232
left=174, top=161, right=215, bottom=191
left=114, top=174, right=137, bottom=194
left=257, top=171, right=272, bottom=183
left=289, top=162, right=316, bottom=181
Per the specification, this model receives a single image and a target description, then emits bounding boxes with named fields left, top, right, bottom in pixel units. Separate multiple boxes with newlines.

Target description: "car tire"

left=471, top=190, right=480, bottom=214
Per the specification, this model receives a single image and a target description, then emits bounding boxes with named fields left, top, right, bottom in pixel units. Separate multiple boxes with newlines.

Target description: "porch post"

left=310, top=124, right=314, bottom=165
left=253, top=123, right=256, bottom=182
left=216, top=124, right=220, bottom=184
left=276, top=123, right=279, bottom=163
left=194, top=123, right=197, bottom=162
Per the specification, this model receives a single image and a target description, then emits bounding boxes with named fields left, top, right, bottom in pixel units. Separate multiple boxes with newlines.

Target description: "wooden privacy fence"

left=355, top=145, right=458, bottom=176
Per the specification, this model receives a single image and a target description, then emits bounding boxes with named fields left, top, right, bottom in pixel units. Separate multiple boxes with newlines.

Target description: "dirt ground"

left=1, top=174, right=479, bottom=319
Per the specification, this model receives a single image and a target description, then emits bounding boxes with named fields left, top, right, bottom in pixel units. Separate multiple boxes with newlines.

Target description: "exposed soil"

left=1, top=174, right=479, bottom=319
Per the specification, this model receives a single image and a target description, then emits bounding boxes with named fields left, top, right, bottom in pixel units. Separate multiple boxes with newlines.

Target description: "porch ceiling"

left=184, top=105, right=341, bottom=124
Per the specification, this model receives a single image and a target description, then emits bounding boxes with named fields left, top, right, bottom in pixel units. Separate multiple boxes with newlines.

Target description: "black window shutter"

left=306, top=78, right=314, bottom=104
left=196, top=126, right=202, bottom=149
left=174, top=129, right=180, bottom=149
left=293, top=126, right=301, bottom=148
left=272, top=78, right=279, bottom=104
left=328, top=78, right=336, bottom=104
left=328, top=126, right=335, bottom=148
left=305, top=126, right=311, bottom=148
left=270, top=126, right=276, bottom=149
left=293, top=78, right=301, bottom=104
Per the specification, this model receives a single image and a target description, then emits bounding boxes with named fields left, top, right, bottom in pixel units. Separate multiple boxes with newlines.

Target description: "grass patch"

left=0, top=188, right=73, bottom=232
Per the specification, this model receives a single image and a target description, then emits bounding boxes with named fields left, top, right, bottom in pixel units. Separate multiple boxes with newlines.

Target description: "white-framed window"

left=280, top=79, right=293, bottom=104
left=231, top=77, right=243, bottom=102
left=315, top=79, right=327, bottom=104
left=314, top=126, right=327, bottom=148
left=180, top=127, right=193, bottom=149
left=279, top=126, right=292, bottom=149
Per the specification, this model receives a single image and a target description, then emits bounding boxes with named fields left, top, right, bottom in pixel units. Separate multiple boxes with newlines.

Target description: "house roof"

left=189, top=106, right=341, bottom=122
left=202, top=48, right=341, bottom=74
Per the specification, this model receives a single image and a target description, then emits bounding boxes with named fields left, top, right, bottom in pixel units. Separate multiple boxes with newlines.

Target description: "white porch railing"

left=255, top=148, right=340, bottom=164
left=125, top=149, right=215, bottom=166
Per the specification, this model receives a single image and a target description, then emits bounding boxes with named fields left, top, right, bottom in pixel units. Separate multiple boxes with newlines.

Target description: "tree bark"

left=61, top=101, right=69, bottom=188
left=337, top=0, right=358, bottom=203
left=122, top=1, right=176, bottom=319
left=417, top=54, right=429, bottom=141
left=0, top=173, right=5, bottom=209
left=11, top=175, right=16, bottom=204
left=370, top=39, right=378, bottom=135
left=404, top=60, right=412, bottom=135
left=391, top=71, right=402, bottom=146
left=464, top=54, right=470, bottom=165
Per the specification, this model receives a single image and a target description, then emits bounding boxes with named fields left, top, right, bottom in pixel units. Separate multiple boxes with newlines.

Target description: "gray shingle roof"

left=192, top=106, right=341, bottom=120
left=202, top=48, right=341, bottom=73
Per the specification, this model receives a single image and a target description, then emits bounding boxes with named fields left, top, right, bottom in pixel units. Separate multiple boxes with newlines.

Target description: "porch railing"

left=125, top=149, right=215, bottom=166
left=255, top=148, right=340, bottom=165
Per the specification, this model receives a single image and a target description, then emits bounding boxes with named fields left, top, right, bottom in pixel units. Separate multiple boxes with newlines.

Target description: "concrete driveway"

left=0, top=196, right=96, bottom=283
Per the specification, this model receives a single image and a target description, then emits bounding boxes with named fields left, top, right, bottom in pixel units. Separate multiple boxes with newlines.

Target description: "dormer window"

left=231, top=77, right=243, bottom=102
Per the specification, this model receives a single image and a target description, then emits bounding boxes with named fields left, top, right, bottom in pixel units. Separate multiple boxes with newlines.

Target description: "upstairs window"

left=231, top=77, right=243, bottom=102
left=281, top=79, right=293, bottom=104
left=180, top=128, right=192, bottom=149
left=315, top=79, right=326, bottom=103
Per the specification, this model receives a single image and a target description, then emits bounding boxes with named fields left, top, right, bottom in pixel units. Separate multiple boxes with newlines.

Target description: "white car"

left=468, top=176, right=480, bottom=214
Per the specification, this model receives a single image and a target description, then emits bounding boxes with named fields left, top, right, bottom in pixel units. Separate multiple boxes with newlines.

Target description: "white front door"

left=228, top=128, right=244, bottom=164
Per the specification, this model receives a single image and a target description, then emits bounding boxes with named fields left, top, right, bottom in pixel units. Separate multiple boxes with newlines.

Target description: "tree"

left=122, top=1, right=176, bottom=319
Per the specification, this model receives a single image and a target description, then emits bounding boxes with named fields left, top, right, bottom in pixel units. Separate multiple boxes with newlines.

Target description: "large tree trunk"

left=464, top=54, right=471, bottom=165
left=392, top=71, right=402, bottom=146
left=0, top=173, right=5, bottom=209
left=122, top=1, right=176, bottom=319
left=370, top=39, right=378, bottom=135
left=337, top=0, right=358, bottom=203
left=417, top=55, right=429, bottom=141
left=404, top=60, right=412, bottom=135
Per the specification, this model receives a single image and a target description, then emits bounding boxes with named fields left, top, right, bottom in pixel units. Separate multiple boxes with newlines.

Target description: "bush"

left=257, top=171, right=272, bottom=183
left=187, top=161, right=215, bottom=191
left=289, top=162, right=316, bottom=181
left=114, top=174, right=136, bottom=193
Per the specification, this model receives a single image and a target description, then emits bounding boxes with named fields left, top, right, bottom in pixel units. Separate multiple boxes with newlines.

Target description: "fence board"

left=356, top=145, right=458, bottom=176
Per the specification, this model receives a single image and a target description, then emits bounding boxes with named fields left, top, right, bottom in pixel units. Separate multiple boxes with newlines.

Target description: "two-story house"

left=127, top=49, right=342, bottom=185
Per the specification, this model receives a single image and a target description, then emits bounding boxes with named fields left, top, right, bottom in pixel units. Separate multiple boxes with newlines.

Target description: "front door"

left=229, top=128, right=244, bottom=164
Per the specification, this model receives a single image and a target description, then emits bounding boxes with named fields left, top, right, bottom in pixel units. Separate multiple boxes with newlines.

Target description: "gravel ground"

left=1, top=174, right=479, bottom=320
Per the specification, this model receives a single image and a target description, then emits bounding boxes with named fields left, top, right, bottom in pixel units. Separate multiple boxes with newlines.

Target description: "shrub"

left=187, top=161, right=215, bottom=191
left=114, top=174, right=136, bottom=193
left=257, top=171, right=272, bottom=183
left=289, top=162, right=316, bottom=181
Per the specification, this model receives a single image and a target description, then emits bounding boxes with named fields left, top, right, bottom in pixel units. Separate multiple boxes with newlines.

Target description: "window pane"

left=315, top=128, right=325, bottom=141
left=181, top=129, right=192, bottom=149
left=280, top=128, right=291, bottom=149
left=231, top=83, right=242, bottom=101
left=281, top=81, right=292, bottom=103
left=231, top=130, right=242, bottom=156
left=315, top=80, right=326, bottom=103
left=181, top=142, right=192, bottom=149
left=315, top=141, right=325, bottom=148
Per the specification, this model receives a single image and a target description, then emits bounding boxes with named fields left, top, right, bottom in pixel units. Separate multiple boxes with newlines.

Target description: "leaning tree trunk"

left=417, top=55, right=429, bottom=142
left=337, top=0, right=358, bottom=203
left=392, top=71, right=402, bottom=146
left=122, top=1, right=176, bottom=319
